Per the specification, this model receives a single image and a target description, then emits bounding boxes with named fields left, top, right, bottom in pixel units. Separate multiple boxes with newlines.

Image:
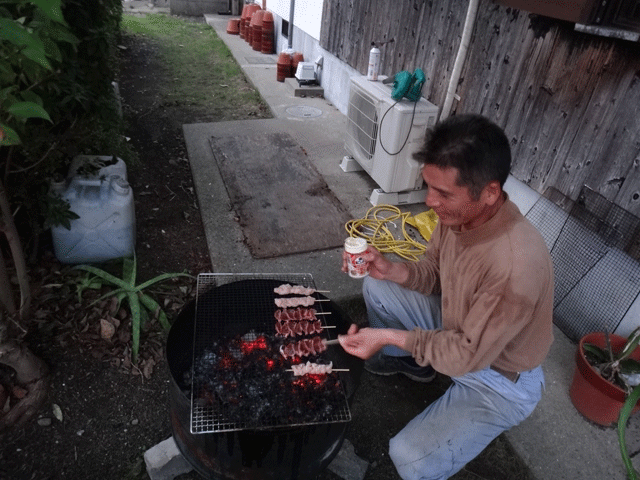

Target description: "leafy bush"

left=0, top=0, right=134, bottom=259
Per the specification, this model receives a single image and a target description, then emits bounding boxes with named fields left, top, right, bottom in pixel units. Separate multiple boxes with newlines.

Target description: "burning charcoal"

left=192, top=329, right=347, bottom=428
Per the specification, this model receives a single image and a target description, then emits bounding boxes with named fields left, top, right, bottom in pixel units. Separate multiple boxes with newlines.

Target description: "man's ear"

left=482, top=180, right=502, bottom=206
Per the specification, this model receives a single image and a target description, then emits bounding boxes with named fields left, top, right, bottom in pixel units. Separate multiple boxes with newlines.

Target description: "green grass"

left=121, top=14, right=269, bottom=117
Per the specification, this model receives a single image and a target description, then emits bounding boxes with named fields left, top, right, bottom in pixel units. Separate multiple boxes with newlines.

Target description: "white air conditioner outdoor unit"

left=342, top=75, right=439, bottom=205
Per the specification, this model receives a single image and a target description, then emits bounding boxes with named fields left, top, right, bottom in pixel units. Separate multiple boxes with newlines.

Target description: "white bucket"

left=51, top=156, right=135, bottom=264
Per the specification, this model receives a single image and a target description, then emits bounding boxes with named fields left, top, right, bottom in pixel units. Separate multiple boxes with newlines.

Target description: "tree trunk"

left=0, top=166, right=47, bottom=429
left=0, top=178, right=30, bottom=320
left=0, top=250, right=16, bottom=315
left=0, top=340, right=49, bottom=430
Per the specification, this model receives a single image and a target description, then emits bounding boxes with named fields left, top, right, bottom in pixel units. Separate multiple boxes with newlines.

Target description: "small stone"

left=12, top=386, right=27, bottom=399
left=37, top=417, right=52, bottom=426
left=145, top=436, right=193, bottom=480
left=327, top=439, right=369, bottom=480
left=100, top=318, right=116, bottom=340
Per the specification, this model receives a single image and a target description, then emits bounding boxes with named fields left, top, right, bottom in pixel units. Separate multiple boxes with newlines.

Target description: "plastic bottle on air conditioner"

left=367, top=43, right=380, bottom=81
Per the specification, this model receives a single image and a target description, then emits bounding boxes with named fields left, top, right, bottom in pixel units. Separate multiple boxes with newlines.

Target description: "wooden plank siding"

left=320, top=0, right=640, bottom=216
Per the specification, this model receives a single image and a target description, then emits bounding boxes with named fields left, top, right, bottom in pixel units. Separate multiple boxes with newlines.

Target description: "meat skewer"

left=286, top=361, right=349, bottom=376
left=274, top=308, right=330, bottom=323
left=275, top=319, right=324, bottom=338
left=274, top=307, right=329, bottom=322
left=275, top=307, right=318, bottom=321
left=275, top=296, right=329, bottom=308
left=279, top=336, right=328, bottom=359
left=274, top=284, right=329, bottom=296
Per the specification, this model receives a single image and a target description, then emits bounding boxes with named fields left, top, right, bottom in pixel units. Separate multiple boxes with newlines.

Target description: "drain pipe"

left=287, top=0, right=295, bottom=50
left=439, top=0, right=480, bottom=121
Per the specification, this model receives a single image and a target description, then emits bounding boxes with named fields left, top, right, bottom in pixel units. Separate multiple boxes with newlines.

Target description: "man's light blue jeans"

left=363, top=276, right=545, bottom=480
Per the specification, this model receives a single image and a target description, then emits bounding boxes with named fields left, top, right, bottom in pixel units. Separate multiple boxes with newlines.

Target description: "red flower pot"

left=261, top=11, right=274, bottom=54
left=250, top=10, right=265, bottom=51
left=239, top=5, right=248, bottom=38
left=276, top=52, right=292, bottom=83
left=226, top=18, right=240, bottom=35
left=569, top=332, right=640, bottom=426
left=244, top=4, right=261, bottom=44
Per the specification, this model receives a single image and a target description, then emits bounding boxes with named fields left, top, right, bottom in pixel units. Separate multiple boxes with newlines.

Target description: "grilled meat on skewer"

left=279, top=336, right=327, bottom=359
left=275, top=296, right=329, bottom=308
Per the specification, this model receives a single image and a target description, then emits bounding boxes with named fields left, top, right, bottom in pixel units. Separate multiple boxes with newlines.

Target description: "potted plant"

left=570, top=326, right=640, bottom=426
left=570, top=326, right=640, bottom=479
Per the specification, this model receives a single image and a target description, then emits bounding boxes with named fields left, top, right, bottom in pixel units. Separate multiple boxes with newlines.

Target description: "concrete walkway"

left=133, top=7, right=639, bottom=479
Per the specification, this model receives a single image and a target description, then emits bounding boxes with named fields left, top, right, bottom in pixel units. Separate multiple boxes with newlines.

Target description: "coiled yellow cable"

left=345, top=205, right=428, bottom=262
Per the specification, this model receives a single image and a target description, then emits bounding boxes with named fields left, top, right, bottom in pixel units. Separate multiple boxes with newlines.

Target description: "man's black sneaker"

left=364, top=353, right=436, bottom=383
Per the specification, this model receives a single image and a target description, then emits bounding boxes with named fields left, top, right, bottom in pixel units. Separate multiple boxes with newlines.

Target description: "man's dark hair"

left=413, top=114, right=511, bottom=200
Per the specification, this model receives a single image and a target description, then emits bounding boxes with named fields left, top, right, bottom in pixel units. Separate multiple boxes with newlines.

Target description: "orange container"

left=239, top=5, right=248, bottom=38
left=261, top=11, right=274, bottom=54
left=276, top=52, right=292, bottom=82
left=250, top=10, right=265, bottom=51
left=226, top=18, right=240, bottom=35
left=245, top=4, right=261, bottom=44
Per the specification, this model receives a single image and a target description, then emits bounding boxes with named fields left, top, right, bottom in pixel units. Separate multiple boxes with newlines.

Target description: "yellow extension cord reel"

left=345, top=205, right=438, bottom=262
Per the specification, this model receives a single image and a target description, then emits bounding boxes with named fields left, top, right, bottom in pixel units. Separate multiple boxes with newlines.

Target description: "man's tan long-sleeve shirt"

left=402, top=196, right=554, bottom=377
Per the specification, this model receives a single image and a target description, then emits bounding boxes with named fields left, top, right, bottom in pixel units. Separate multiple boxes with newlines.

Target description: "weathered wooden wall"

left=320, top=0, right=640, bottom=217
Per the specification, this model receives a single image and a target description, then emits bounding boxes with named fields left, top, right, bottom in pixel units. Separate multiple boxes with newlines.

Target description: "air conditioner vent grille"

left=346, top=88, right=379, bottom=161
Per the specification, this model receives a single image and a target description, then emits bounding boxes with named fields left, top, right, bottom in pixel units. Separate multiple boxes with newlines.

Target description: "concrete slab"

left=285, top=77, right=325, bottom=98
left=209, top=129, right=352, bottom=258
left=144, top=436, right=193, bottom=480
left=505, top=326, right=640, bottom=480
left=183, top=118, right=379, bottom=296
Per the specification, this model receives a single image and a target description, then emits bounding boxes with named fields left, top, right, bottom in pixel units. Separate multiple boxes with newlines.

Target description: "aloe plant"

left=618, top=384, right=640, bottom=480
left=584, top=327, right=640, bottom=479
left=74, top=255, right=192, bottom=362
left=583, top=327, right=640, bottom=395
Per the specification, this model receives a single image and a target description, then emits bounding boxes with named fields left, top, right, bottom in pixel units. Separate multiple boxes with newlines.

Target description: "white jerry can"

left=51, top=156, right=135, bottom=264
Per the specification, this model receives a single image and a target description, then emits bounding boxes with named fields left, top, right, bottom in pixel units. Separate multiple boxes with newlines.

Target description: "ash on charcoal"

left=192, top=332, right=346, bottom=429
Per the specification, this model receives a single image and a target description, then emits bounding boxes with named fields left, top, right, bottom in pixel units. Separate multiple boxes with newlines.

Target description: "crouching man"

left=338, top=114, right=554, bottom=480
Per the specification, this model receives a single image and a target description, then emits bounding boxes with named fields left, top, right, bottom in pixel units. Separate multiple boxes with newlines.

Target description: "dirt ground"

left=0, top=25, right=221, bottom=480
left=0, top=15, right=534, bottom=480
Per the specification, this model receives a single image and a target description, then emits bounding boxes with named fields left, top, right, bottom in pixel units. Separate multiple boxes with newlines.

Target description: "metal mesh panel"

left=190, top=273, right=351, bottom=434
left=526, top=187, right=640, bottom=342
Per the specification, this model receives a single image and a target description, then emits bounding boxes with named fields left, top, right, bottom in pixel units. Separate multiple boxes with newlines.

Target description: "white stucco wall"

left=263, top=0, right=361, bottom=115
left=266, top=0, right=323, bottom=40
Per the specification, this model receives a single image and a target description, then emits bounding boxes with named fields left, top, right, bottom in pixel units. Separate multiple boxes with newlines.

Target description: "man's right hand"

left=362, top=247, right=411, bottom=284
left=341, top=244, right=410, bottom=284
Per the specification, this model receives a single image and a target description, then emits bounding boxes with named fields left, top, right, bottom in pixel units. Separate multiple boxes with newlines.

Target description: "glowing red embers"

left=308, top=374, right=326, bottom=385
left=218, top=353, right=236, bottom=369
left=240, top=335, right=268, bottom=355
left=292, top=374, right=327, bottom=388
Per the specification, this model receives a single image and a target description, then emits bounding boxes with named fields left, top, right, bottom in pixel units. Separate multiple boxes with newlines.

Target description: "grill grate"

left=190, top=273, right=351, bottom=434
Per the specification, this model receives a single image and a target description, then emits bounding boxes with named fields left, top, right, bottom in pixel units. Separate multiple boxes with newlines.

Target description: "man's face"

left=422, top=164, right=491, bottom=231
